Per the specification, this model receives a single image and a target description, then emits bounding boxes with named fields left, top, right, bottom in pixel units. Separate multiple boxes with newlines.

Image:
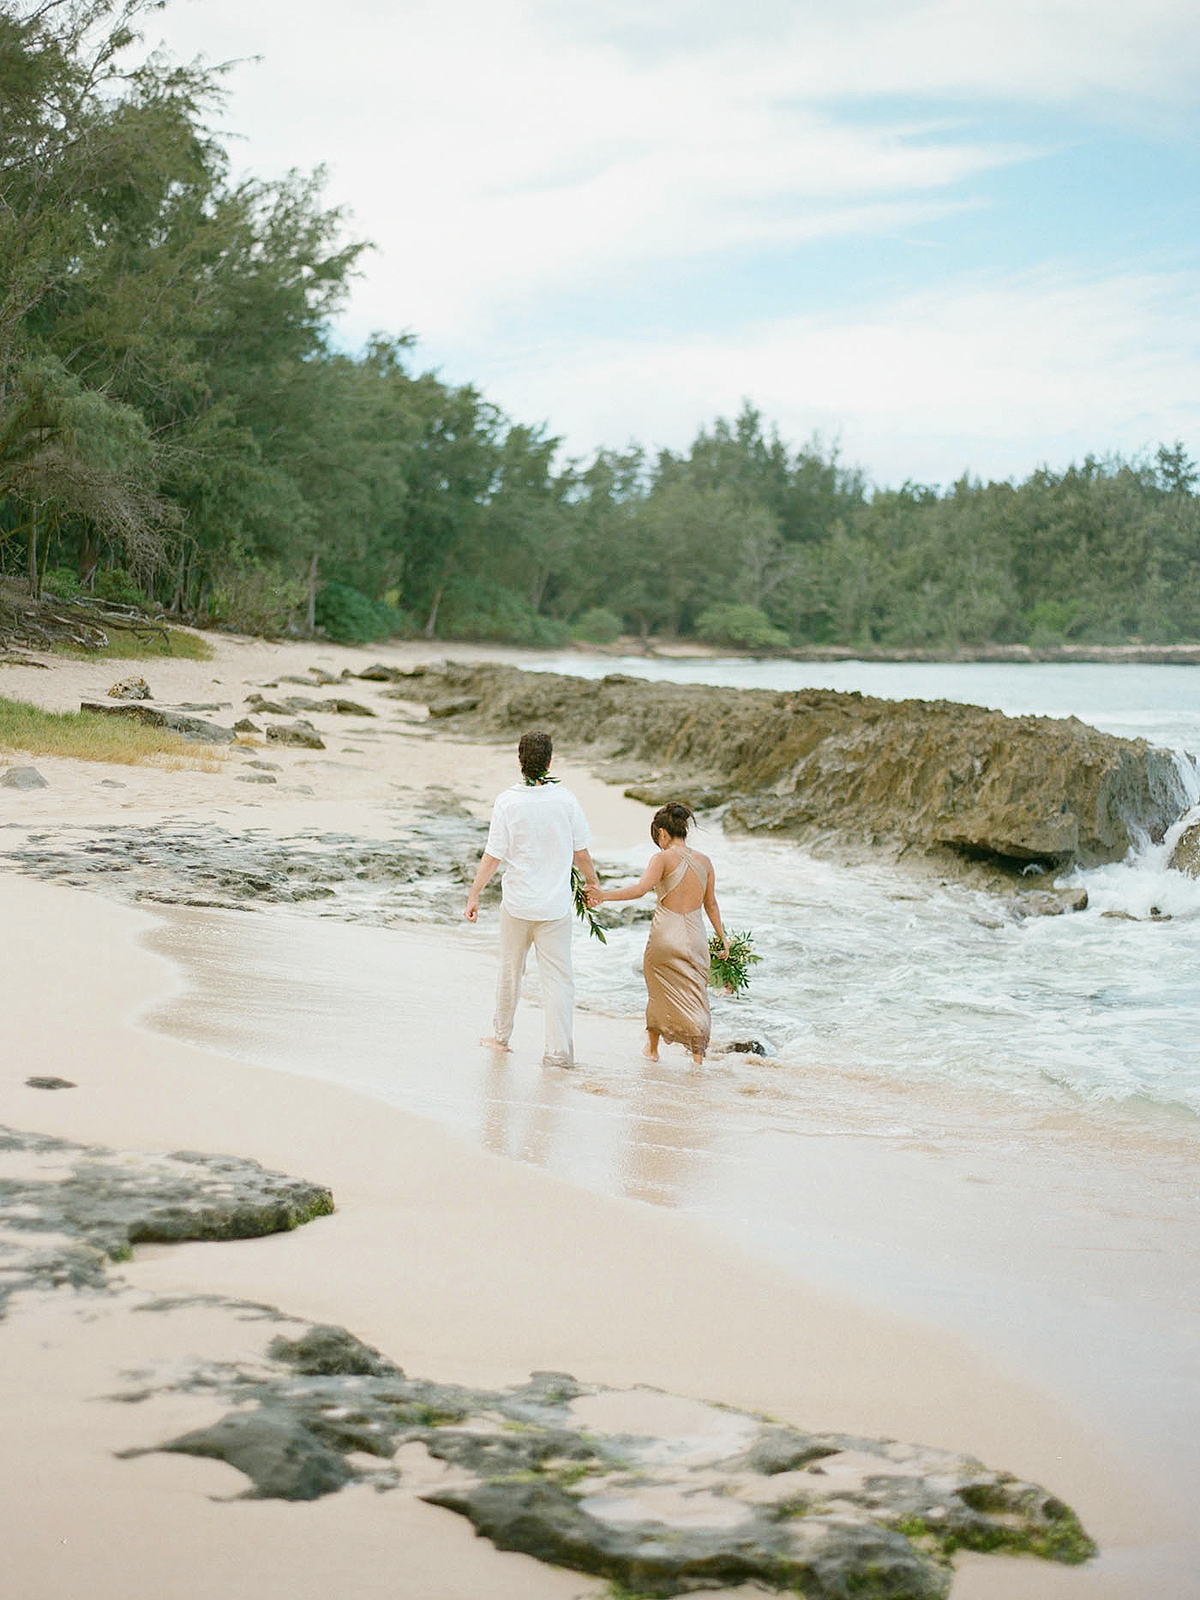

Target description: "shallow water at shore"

left=141, top=875, right=1200, bottom=1541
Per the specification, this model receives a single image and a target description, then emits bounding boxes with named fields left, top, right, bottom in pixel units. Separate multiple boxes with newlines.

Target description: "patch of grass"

left=0, top=696, right=220, bottom=768
left=49, top=626, right=213, bottom=662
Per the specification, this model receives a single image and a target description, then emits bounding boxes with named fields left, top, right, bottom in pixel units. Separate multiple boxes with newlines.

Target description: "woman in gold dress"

left=588, top=803, right=729, bottom=1064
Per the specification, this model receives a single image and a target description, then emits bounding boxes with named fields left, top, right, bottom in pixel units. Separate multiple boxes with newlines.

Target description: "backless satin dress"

left=643, top=849, right=710, bottom=1055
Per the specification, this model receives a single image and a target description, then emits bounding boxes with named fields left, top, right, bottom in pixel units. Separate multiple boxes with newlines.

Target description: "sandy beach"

left=1, top=632, right=1195, bottom=1599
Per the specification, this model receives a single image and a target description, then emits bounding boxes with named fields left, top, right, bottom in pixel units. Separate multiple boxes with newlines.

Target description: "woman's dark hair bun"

left=650, top=801, right=694, bottom=843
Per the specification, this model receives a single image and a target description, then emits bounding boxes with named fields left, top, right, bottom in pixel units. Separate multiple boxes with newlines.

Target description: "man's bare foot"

left=479, top=1036, right=511, bottom=1051
left=690, top=1052, right=705, bottom=1067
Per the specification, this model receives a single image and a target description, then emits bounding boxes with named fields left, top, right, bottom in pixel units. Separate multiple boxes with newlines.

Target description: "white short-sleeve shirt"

left=484, top=782, right=591, bottom=921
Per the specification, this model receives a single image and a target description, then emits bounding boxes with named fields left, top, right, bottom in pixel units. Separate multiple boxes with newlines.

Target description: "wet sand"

left=1, top=632, right=1196, bottom=1598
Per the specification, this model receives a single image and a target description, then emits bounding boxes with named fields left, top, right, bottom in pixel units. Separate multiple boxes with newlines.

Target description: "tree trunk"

left=424, top=581, right=446, bottom=639
left=36, top=511, right=51, bottom=600
left=169, top=543, right=185, bottom=614
left=27, top=506, right=38, bottom=595
left=305, top=549, right=319, bottom=637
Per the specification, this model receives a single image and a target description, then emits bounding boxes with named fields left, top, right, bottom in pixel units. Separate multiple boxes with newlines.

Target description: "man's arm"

left=464, top=852, right=501, bottom=921
left=573, top=847, right=599, bottom=889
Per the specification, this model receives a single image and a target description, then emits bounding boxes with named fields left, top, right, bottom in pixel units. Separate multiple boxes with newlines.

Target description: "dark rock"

left=427, top=695, right=480, bottom=717
left=1168, top=817, right=1200, bottom=877
left=246, top=759, right=281, bottom=771
left=25, top=1076, right=76, bottom=1090
left=98, top=779, right=126, bottom=788
left=268, top=1323, right=402, bottom=1378
left=744, top=1426, right=840, bottom=1472
left=244, top=696, right=290, bottom=715
left=720, top=1039, right=768, bottom=1057
left=119, top=1336, right=1095, bottom=1594
left=233, top=717, right=260, bottom=733
left=327, top=698, right=375, bottom=717
left=236, top=774, right=277, bottom=784
left=1015, top=887, right=1089, bottom=917
left=107, top=675, right=151, bottom=700
left=425, top=1477, right=944, bottom=1596
left=356, top=663, right=405, bottom=681
left=265, top=720, right=325, bottom=750
left=128, top=1408, right=358, bottom=1500
left=2, top=766, right=48, bottom=789
left=0, top=1127, right=333, bottom=1318
left=80, top=702, right=234, bottom=744
left=176, top=702, right=227, bottom=712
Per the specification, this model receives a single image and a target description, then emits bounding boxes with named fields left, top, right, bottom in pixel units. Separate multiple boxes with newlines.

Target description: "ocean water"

left=137, top=654, right=1200, bottom=1576
left=516, top=655, right=1200, bottom=1124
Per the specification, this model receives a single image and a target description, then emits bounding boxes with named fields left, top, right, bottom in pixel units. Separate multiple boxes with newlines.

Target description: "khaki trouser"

left=494, top=906, right=574, bottom=1067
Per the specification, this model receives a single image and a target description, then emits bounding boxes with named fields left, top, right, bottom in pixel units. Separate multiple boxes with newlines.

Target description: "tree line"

left=3, top=0, right=1198, bottom=652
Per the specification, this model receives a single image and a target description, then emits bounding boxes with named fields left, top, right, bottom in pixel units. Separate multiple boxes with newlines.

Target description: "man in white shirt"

left=464, top=731, right=599, bottom=1068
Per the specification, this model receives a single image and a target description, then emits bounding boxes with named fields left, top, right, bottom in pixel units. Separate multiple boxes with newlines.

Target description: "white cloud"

left=139, top=1, right=1200, bottom=483
left=465, top=266, right=1200, bottom=483
left=143, top=1, right=1050, bottom=339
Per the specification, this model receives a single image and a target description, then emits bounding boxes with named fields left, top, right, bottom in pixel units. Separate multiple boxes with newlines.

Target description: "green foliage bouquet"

left=571, top=867, right=607, bottom=943
left=709, top=930, right=760, bottom=994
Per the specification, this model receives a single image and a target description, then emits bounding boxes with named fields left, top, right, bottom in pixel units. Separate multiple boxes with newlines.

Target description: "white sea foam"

left=562, top=657, right=1200, bottom=1124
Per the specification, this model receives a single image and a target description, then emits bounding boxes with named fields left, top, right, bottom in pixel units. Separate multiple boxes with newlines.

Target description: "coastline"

left=1, top=632, right=1195, bottom=1597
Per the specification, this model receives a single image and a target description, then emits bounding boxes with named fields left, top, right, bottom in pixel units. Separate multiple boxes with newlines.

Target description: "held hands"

left=585, top=883, right=605, bottom=908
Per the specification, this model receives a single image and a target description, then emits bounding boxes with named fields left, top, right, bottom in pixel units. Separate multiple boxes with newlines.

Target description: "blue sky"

left=149, top=0, right=1200, bottom=488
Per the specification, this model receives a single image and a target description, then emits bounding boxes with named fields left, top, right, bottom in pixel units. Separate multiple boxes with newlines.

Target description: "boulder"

left=327, top=698, right=375, bottom=717
left=356, top=662, right=407, bottom=681
left=265, top=720, right=325, bottom=750
left=2, top=766, right=48, bottom=789
left=80, top=702, right=234, bottom=743
left=233, top=717, right=260, bottom=733
left=107, top=675, right=151, bottom=700
left=1168, top=817, right=1200, bottom=877
left=1015, top=887, right=1089, bottom=917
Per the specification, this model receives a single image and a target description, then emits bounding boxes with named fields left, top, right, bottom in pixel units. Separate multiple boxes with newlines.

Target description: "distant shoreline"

left=580, top=637, right=1200, bottom=666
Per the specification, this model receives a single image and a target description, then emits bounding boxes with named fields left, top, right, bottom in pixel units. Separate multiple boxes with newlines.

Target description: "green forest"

left=3, top=0, right=1199, bottom=653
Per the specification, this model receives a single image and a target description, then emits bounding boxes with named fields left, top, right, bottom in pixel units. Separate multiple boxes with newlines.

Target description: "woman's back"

left=656, top=845, right=709, bottom=913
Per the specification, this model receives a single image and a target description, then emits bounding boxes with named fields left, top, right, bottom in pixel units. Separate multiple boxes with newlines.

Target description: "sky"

left=145, top=0, right=1200, bottom=489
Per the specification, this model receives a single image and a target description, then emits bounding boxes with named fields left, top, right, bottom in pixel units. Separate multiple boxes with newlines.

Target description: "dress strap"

left=682, top=848, right=708, bottom=892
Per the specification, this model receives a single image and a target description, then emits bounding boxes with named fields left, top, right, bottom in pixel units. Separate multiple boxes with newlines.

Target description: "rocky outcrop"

left=80, top=700, right=234, bottom=743
left=122, top=1337, right=1095, bottom=1591
left=0, top=1126, right=333, bottom=1316
left=1168, top=816, right=1200, bottom=877
left=395, top=663, right=1189, bottom=881
left=0, top=803, right=491, bottom=920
